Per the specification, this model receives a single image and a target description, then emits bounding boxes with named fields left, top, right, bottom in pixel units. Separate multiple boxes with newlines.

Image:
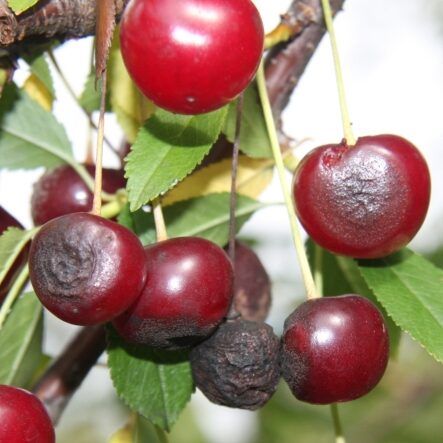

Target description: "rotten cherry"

left=292, top=134, right=431, bottom=258
left=29, top=212, right=147, bottom=325
left=281, top=294, right=389, bottom=404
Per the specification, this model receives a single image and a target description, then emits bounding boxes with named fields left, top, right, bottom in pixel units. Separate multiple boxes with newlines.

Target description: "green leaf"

left=307, top=240, right=401, bottom=357
left=0, top=84, right=74, bottom=170
left=7, top=0, right=38, bottom=14
left=107, top=328, right=194, bottom=432
left=0, top=292, right=44, bottom=387
left=24, top=53, right=55, bottom=99
left=0, top=227, right=33, bottom=287
left=118, top=193, right=267, bottom=246
left=125, top=108, right=228, bottom=211
left=223, top=83, right=272, bottom=158
left=358, top=249, right=443, bottom=363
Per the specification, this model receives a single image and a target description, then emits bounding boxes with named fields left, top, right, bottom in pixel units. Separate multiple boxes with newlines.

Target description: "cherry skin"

left=29, top=213, right=147, bottom=325
left=0, top=385, right=55, bottom=443
left=225, top=241, right=271, bottom=322
left=0, top=207, right=29, bottom=304
left=281, top=294, right=389, bottom=404
left=292, top=134, right=431, bottom=258
left=120, top=0, right=264, bottom=114
left=113, top=237, right=234, bottom=349
left=31, top=164, right=125, bottom=226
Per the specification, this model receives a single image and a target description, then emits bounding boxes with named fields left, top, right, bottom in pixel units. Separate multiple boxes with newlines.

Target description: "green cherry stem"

left=320, top=0, right=356, bottom=146
left=330, top=403, right=346, bottom=443
left=152, top=198, right=168, bottom=242
left=256, top=60, right=318, bottom=301
left=0, top=265, right=29, bottom=331
left=92, top=70, right=107, bottom=216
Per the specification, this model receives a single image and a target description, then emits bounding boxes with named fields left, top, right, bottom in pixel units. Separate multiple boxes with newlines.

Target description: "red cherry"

left=292, top=134, right=431, bottom=258
left=113, top=237, right=233, bottom=349
left=29, top=213, right=147, bottom=325
left=31, top=164, right=125, bottom=226
left=281, top=295, right=389, bottom=404
left=0, top=385, right=55, bottom=443
left=120, top=0, right=264, bottom=114
left=0, top=207, right=29, bottom=304
left=225, top=241, right=271, bottom=322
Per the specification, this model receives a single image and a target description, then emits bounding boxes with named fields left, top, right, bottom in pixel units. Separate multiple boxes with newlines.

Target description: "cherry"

left=225, top=241, right=271, bottom=322
left=31, top=164, right=125, bottom=226
left=29, top=213, right=147, bottom=325
left=120, top=0, right=264, bottom=114
left=292, top=134, right=431, bottom=258
left=281, top=294, right=389, bottom=404
left=190, top=318, right=280, bottom=409
left=0, top=207, right=29, bottom=304
left=0, top=385, right=55, bottom=443
left=113, top=237, right=233, bottom=349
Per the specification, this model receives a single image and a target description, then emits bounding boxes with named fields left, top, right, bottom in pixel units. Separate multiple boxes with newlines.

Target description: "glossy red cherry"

left=225, top=241, right=271, bottom=322
left=113, top=237, right=233, bottom=349
left=281, top=294, right=389, bottom=404
left=0, top=385, right=55, bottom=443
left=0, top=207, right=29, bottom=304
left=31, top=164, right=125, bottom=226
left=120, top=0, right=264, bottom=114
left=29, top=213, right=147, bottom=325
left=292, top=134, right=431, bottom=258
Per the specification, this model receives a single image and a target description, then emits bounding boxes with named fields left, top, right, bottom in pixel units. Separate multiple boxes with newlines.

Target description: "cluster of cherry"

left=0, top=0, right=432, bottom=440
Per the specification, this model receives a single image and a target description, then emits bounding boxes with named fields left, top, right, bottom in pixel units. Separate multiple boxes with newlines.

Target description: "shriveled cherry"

left=29, top=213, right=147, bottom=325
left=281, top=294, right=389, bottom=404
left=0, top=385, right=55, bottom=443
left=190, top=318, right=280, bottom=409
left=292, top=134, right=431, bottom=258
left=0, top=207, right=29, bottom=304
left=225, top=241, right=271, bottom=322
left=31, top=164, right=125, bottom=226
left=113, top=237, right=233, bottom=349
left=120, top=0, right=264, bottom=114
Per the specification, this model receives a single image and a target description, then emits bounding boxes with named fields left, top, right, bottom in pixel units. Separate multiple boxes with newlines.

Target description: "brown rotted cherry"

left=29, top=212, right=147, bottom=325
left=190, top=318, right=280, bottom=409
left=292, top=134, right=431, bottom=258
left=281, top=294, right=389, bottom=404
left=113, top=237, right=233, bottom=349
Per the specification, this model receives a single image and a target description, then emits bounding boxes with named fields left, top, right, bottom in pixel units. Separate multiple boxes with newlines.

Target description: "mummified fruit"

left=226, top=241, right=271, bottom=322
left=281, top=294, right=389, bottom=404
left=292, top=134, right=431, bottom=258
left=114, top=237, right=233, bottom=349
left=29, top=213, right=147, bottom=325
left=0, top=385, right=55, bottom=443
left=190, top=319, right=280, bottom=409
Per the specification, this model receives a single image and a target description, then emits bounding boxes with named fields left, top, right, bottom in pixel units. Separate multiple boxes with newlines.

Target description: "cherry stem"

left=92, top=69, right=107, bottom=216
left=320, top=0, right=356, bottom=146
left=227, top=94, right=244, bottom=320
left=330, top=403, right=347, bottom=443
left=314, top=243, right=324, bottom=297
left=0, top=265, right=29, bottom=330
left=152, top=198, right=168, bottom=242
left=256, top=60, right=319, bottom=300
left=47, top=50, right=119, bottom=157
left=228, top=93, right=244, bottom=264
